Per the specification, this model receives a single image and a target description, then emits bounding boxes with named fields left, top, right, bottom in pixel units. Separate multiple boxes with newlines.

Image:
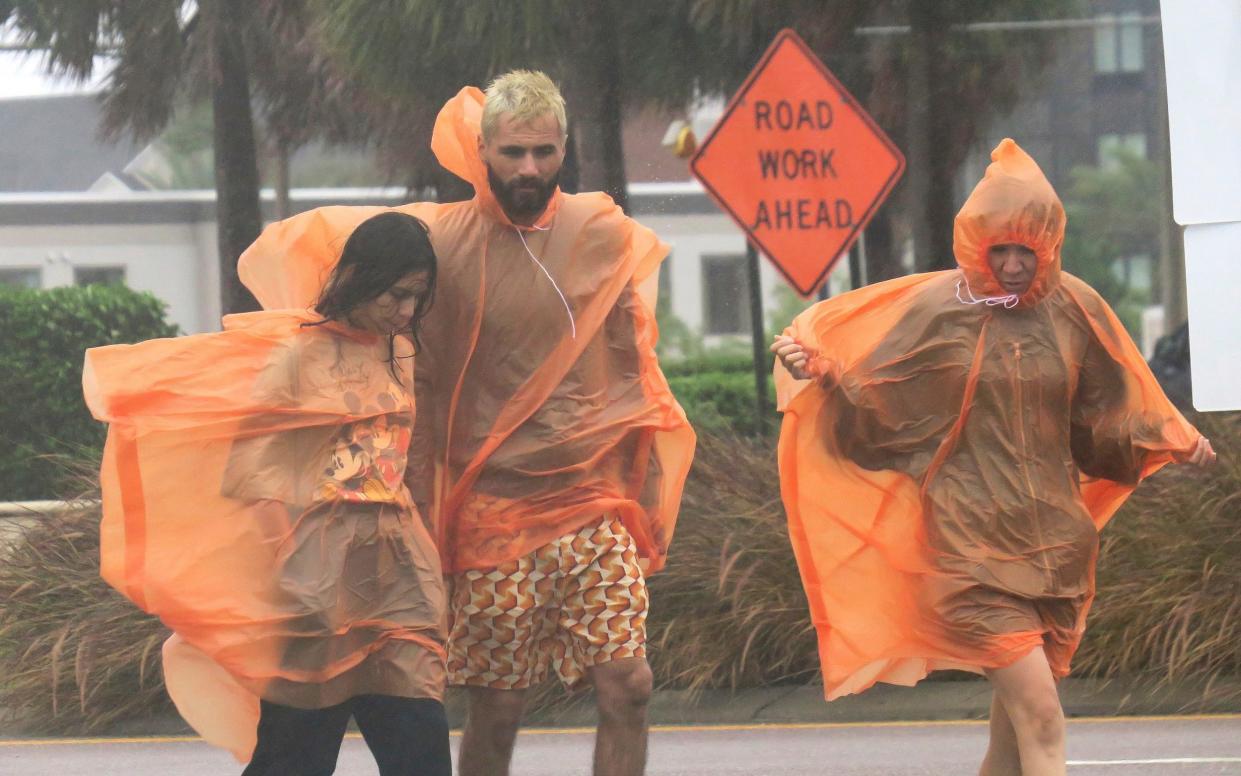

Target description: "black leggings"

left=241, top=695, right=451, bottom=776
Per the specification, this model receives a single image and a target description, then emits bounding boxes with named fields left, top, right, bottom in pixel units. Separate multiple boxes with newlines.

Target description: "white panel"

left=1160, top=0, right=1241, bottom=225
left=1183, top=221, right=1241, bottom=411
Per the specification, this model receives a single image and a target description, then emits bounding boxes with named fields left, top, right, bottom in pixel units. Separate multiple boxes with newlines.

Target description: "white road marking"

left=1069, top=758, right=1241, bottom=766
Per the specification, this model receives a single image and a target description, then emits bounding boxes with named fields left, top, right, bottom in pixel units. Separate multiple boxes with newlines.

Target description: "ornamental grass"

left=647, top=413, right=1241, bottom=699
left=1, top=416, right=1237, bottom=732
left=645, top=430, right=818, bottom=690
left=0, top=458, right=170, bottom=732
left=1073, top=412, right=1241, bottom=696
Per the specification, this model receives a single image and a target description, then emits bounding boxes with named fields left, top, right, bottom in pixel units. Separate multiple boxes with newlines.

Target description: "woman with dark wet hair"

left=85, top=211, right=450, bottom=775
left=310, top=211, right=437, bottom=359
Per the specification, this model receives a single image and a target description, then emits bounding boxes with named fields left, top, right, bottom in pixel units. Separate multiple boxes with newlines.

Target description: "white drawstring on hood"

left=515, top=225, right=576, bottom=339
left=955, top=277, right=1018, bottom=309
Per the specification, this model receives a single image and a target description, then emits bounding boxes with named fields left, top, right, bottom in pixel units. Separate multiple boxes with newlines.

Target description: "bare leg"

left=984, top=648, right=1066, bottom=776
left=458, top=687, right=528, bottom=776
left=979, top=692, right=1022, bottom=776
left=589, top=657, right=653, bottom=776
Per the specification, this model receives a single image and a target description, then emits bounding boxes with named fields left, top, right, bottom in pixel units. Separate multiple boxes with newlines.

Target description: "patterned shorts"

left=447, top=515, right=648, bottom=689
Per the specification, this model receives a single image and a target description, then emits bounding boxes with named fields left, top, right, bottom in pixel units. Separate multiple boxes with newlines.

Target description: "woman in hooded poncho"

left=83, top=212, right=450, bottom=775
left=772, top=139, right=1215, bottom=775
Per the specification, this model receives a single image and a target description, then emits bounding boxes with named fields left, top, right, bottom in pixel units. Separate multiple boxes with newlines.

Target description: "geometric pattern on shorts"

left=447, top=515, right=648, bottom=689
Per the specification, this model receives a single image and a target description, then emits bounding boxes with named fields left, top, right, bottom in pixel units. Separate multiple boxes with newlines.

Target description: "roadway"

left=4, top=715, right=1240, bottom=775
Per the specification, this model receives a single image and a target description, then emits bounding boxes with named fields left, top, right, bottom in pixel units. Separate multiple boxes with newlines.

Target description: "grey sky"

left=0, top=19, right=111, bottom=100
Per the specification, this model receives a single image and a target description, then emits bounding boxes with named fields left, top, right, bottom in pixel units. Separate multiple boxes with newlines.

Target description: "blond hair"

left=481, top=70, right=568, bottom=142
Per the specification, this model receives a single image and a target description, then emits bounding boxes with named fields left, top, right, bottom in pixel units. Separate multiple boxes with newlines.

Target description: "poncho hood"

left=431, top=86, right=563, bottom=231
left=953, top=138, right=1065, bottom=307
left=225, top=87, right=692, bottom=578
left=83, top=278, right=441, bottom=764
left=238, top=205, right=390, bottom=312
left=237, top=87, right=567, bottom=311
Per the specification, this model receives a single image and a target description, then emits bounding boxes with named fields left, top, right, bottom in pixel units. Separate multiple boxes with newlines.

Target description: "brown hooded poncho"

left=83, top=234, right=446, bottom=759
left=775, top=139, right=1199, bottom=699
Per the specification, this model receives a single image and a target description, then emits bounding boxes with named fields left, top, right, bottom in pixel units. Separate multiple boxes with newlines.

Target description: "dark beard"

left=487, top=164, right=560, bottom=222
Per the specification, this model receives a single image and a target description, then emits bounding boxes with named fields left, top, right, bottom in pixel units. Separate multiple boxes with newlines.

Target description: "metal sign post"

left=688, top=28, right=905, bottom=431
left=745, top=242, right=769, bottom=436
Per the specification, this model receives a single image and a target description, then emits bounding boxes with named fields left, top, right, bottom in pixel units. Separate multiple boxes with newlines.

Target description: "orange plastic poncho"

left=242, top=87, right=695, bottom=574
left=775, top=139, right=1200, bottom=700
left=83, top=243, right=445, bottom=760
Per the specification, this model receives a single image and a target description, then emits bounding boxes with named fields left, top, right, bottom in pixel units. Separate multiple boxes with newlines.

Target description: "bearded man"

left=408, top=70, right=695, bottom=776
left=233, top=69, right=694, bottom=776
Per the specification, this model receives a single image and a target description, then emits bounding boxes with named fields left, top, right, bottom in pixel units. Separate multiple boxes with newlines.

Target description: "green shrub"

left=0, top=285, right=179, bottom=500
left=668, top=371, right=771, bottom=438
left=662, top=353, right=756, bottom=378
left=666, top=357, right=779, bottom=438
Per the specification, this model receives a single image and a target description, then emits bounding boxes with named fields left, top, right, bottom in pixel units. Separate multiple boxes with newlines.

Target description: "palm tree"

left=899, top=0, right=1081, bottom=272
left=688, top=0, right=1079, bottom=276
left=246, top=1, right=398, bottom=218
left=319, top=0, right=1074, bottom=278
left=1, top=0, right=263, bottom=314
left=2, top=0, right=397, bottom=314
left=314, top=0, right=724, bottom=214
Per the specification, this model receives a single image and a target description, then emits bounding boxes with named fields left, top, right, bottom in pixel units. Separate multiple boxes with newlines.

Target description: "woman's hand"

left=771, top=334, right=813, bottom=380
left=1175, top=435, right=1217, bottom=467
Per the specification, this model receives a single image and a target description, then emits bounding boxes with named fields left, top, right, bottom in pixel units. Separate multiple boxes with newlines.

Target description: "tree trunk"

left=565, top=1, right=628, bottom=213
left=924, top=125, right=957, bottom=272
left=1151, top=32, right=1186, bottom=330
left=431, top=162, right=474, bottom=204
left=274, top=138, right=292, bottom=221
left=559, top=132, right=581, bottom=195
left=863, top=207, right=901, bottom=283
left=205, top=0, right=262, bottom=315
left=906, top=1, right=956, bottom=272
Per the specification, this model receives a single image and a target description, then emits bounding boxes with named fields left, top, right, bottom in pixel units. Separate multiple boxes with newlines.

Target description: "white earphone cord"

left=516, top=226, right=577, bottom=340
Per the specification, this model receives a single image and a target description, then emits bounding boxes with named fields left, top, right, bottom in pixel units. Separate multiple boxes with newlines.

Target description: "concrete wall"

left=0, top=218, right=216, bottom=333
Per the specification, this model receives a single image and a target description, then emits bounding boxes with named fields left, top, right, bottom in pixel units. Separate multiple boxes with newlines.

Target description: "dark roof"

left=0, top=93, right=691, bottom=194
left=0, top=94, right=144, bottom=192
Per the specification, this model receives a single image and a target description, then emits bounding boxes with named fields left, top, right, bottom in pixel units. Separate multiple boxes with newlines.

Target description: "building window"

left=1098, top=133, right=1147, bottom=168
left=0, top=268, right=41, bottom=289
left=701, top=253, right=749, bottom=335
left=1094, top=12, right=1144, bottom=74
left=75, top=266, right=127, bottom=286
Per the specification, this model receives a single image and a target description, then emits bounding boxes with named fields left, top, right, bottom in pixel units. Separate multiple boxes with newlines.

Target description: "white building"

left=0, top=94, right=856, bottom=343
left=0, top=184, right=859, bottom=341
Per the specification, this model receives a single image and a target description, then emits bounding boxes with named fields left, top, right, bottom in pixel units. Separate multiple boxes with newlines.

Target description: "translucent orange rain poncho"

left=83, top=240, right=445, bottom=760
left=775, top=139, right=1200, bottom=699
left=242, top=86, right=695, bottom=575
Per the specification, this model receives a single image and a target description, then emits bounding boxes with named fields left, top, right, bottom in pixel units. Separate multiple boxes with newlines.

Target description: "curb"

left=519, top=676, right=1241, bottom=728
left=7, top=676, right=1239, bottom=740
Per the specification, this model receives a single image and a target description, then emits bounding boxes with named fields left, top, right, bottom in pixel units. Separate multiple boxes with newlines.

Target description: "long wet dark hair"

left=306, top=211, right=437, bottom=380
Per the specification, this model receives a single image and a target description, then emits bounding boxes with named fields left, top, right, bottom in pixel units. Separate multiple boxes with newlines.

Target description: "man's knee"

left=593, top=658, right=653, bottom=719
left=466, top=687, right=527, bottom=738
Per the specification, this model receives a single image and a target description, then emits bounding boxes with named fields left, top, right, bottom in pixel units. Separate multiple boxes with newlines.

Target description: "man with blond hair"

left=404, top=70, right=695, bottom=776
left=224, top=69, right=689, bottom=774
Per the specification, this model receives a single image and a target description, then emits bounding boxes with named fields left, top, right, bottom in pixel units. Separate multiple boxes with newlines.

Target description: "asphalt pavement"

left=4, top=715, right=1240, bottom=775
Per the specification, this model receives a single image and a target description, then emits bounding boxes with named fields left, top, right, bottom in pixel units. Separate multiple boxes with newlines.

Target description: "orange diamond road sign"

left=691, top=28, right=905, bottom=297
